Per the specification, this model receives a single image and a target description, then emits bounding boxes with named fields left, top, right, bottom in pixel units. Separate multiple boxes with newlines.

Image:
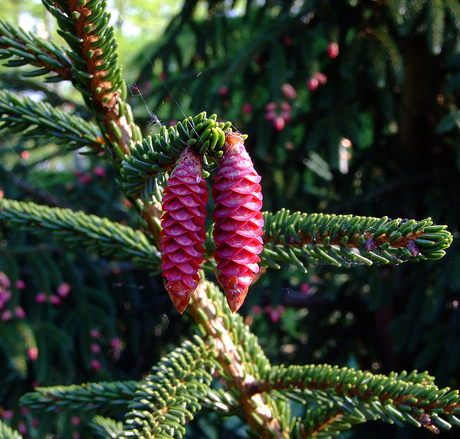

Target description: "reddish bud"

left=90, top=328, right=100, bottom=338
left=159, top=72, right=167, bottom=81
left=308, top=77, right=319, bottom=91
left=72, top=416, right=81, bottom=426
left=78, top=173, right=91, bottom=184
left=273, top=116, right=286, bottom=131
left=31, top=418, right=39, bottom=428
left=283, top=35, right=292, bottom=46
left=93, top=166, right=106, bottom=177
left=264, top=110, right=277, bottom=121
left=0, top=272, right=10, bottom=288
left=35, top=292, right=47, bottom=303
left=15, top=280, right=26, bottom=289
left=1, top=410, right=13, bottom=420
left=49, top=295, right=61, bottom=305
left=281, top=83, right=297, bottom=99
left=219, top=86, right=228, bottom=96
left=212, top=133, right=264, bottom=312
left=57, top=282, right=70, bottom=298
left=265, top=102, right=277, bottom=112
left=18, top=423, right=27, bottom=435
left=161, top=147, right=208, bottom=313
left=327, top=42, right=339, bottom=59
left=1, top=310, right=12, bottom=321
left=28, top=347, right=38, bottom=361
left=315, top=72, right=327, bottom=84
left=90, top=344, right=101, bottom=354
left=15, top=306, right=26, bottom=319
left=21, top=151, right=29, bottom=160
left=91, top=359, right=101, bottom=371
left=242, top=103, right=252, bottom=114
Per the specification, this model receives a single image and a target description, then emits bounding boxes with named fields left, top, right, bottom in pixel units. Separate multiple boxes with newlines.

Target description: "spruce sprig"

left=0, top=19, right=72, bottom=82
left=0, top=421, right=23, bottom=439
left=0, top=199, right=161, bottom=269
left=21, top=380, right=140, bottom=413
left=0, top=90, right=102, bottom=151
left=120, top=337, right=215, bottom=438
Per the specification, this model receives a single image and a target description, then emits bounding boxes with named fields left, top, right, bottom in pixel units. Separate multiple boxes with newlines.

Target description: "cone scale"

left=212, top=132, right=264, bottom=312
left=160, top=147, right=208, bottom=314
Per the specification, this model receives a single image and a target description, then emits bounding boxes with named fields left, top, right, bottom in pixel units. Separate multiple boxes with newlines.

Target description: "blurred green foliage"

left=1, top=0, right=460, bottom=438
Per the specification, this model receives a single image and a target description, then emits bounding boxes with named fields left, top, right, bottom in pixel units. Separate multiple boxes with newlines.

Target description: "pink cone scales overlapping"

left=161, top=146, right=208, bottom=314
left=212, top=132, right=264, bottom=312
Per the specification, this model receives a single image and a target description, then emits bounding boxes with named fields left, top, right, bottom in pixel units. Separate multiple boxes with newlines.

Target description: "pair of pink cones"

left=160, top=132, right=264, bottom=314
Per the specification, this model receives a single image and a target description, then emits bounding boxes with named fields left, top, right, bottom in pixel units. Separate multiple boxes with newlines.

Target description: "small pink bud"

left=301, top=283, right=311, bottom=294
left=0, top=272, right=10, bottom=288
left=327, top=42, right=339, bottom=59
left=28, top=347, right=39, bottom=361
left=110, top=337, right=122, bottom=348
left=35, top=292, right=47, bottom=303
left=21, top=150, right=29, bottom=160
left=159, top=72, right=167, bottom=81
left=78, top=173, right=91, bottom=184
left=265, top=102, right=277, bottom=112
left=49, top=295, right=61, bottom=305
left=281, top=83, right=297, bottom=99
left=242, top=103, right=252, bottom=114
left=74, top=169, right=82, bottom=177
left=281, top=112, right=291, bottom=122
left=93, top=166, right=106, bottom=177
left=91, top=359, right=101, bottom=371
left=73, top=433, right=80, bottom=439
left=315, top=72, right=327, bottom=84
left=90, top=329, right=100, bottom=338
left=269, top=310, right=280, bottom=323
left=18, top=423, right=27, bottom=435
left=1, top=310, right=12, bottom=321
left=280, top=101, right=292, bottom=112
left=169, top=120, right=178, bottom=127
left=251, top=305, right=262, bottom=315
left=90, top=344, right=101, bottom=354
left=264, top=110, right=277, bottom=121
left=31, top=418, right=39, bottom=428
left=219, top=86, right=228, bottom=96
left=21, top=407, right=29, bottom=416
left=31, top=381, right=40, bottom=389
left=283, top=35, right=292, bottom=46
left=71, top=416, right=81, bottom=426
left=15, top=306, right=26, bottom=319
left=308, top=77, right=319, bottom=91
left=15, top=280, right=26, bottom=289
left=57, top=283, right=70, bottom=298
left=2, top=410, right=13, bottom=420
left=0, top=290, right=11, bottom=303
left=0, top=189, right=3, bottom=199
left=273, top=116, right=286, bottom=131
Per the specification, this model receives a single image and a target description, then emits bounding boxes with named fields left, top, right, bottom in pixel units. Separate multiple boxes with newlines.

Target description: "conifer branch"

left=0, top=199, right=161, bottom=268
left=0, top=19, right=72, bottom=81
left=120, top=338, right=215, bottom=438
left=41, top=0, right=136, bottom=156
left=0, top=421, right=22, bottom=439
left=202, top=210, right=453, bottom=271
left=21, top=381, right=139, bottom=413
left=0, top=90, right=103, bottom=152
left=189, top=281, right=287, bottom=439
left=250, top=364, right=460, bottom=435
left=89, top=415, right=123, bottom=438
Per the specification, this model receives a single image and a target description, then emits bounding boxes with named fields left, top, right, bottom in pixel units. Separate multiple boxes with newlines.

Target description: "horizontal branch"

left=0, top=90, right=103, bottom=151
left=0, top=199, right=162, bottom=269
left=21, top=381, right=140, bottom=413
left=0, top=19, right=72, bottom=82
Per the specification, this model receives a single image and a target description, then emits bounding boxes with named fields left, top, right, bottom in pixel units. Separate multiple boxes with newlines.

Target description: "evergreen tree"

left=0, top=0, right=458, bottom=438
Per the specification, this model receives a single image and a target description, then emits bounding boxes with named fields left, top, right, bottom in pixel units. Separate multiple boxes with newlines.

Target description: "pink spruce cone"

left=161, top=147, right=208, bottom=314
left=212, top=132, right=264, bottom=312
